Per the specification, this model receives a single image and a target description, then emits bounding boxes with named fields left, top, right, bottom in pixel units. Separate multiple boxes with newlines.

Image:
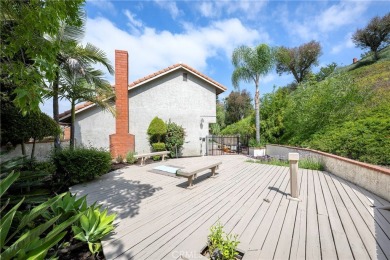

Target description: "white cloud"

left=87, top=0, right=116, bottom=13
left=331, top=32, right=355, bottom=54
left=154, top=0, right=181, bottom=19
left=83, top=16, right=265, bottom=83
left=124, top=9, right=144, bottom=35
left=279, top=1, right=370, bottom=41
left=197, top=0, right=268, bottom=20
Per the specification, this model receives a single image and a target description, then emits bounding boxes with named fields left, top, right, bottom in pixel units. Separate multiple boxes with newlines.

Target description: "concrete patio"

left=70, top=155, right=390, bottom=260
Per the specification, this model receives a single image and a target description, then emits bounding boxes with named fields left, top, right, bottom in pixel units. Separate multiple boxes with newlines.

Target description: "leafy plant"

left=116, top=154, right=124, bottom=163
left=299, top=157, right=325, bottom=171
left=208, top=222, right=240, bottom=260
left=43, top=193, right=88, bottom=224
left=165, top=121, right=185, bottom=158
left=151, top=142, right=166, bottom=161
left=126, top=151, right=137, bottom=164
left=248, top=138, right=264, bottom=148
left=0, top=172, right=81, bottom=259
left=52, top=147, right=112, bottom=185
left=72, top=206, right=116, bottom=255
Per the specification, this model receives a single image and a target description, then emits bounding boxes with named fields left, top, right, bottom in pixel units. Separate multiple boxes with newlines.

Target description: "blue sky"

left=41, top=0, right=390, bottom=115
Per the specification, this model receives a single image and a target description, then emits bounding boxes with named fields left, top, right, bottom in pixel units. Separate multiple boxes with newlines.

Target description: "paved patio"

left=70, top=155, right=390, bottom=260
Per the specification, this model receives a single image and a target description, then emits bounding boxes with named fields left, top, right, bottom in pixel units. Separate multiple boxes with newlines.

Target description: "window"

left=183, top=72, right=188, bottom=81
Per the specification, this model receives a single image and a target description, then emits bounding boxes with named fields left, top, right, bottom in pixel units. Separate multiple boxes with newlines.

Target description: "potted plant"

left=200, top=222, right=244, bottom=260
left=248, top=139, right=265, bottom=157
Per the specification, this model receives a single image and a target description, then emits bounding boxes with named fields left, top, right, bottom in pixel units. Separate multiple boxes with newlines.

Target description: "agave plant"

left=0, top=171, right=81, bottom=259
left=72, top=206, right=116, bottom=254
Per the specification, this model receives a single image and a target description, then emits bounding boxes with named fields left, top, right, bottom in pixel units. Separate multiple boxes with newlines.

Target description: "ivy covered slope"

left=292, top=48, right=390, bottom=166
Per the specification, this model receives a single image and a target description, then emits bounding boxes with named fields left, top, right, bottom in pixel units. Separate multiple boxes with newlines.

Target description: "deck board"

left=70, top=155, right=390, bottom=260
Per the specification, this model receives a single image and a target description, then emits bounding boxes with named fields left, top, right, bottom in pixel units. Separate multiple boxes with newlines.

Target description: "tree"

left=275, top=40, right=322, bottom=83
left=59, top=57, right=114, bottom=150
left=45, top=21, right=114, bottom=149
left=1, top=105, right=60, bottom=158
left=232, top=44, right=274, bottom=143
left=352, top=13, right=390, bottom=60
left=315, top=62, right=337, bottom=82
left=225, top=90, right=253, bottom=125
left=0, top=0, right=84, bottom=114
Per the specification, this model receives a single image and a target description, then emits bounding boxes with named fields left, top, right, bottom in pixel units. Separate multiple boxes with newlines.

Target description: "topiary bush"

left=147, top=116, right=167, bottom=143
left=52, top=147, right=111, bottom=185
left=165, top=121, right=185, bottom=158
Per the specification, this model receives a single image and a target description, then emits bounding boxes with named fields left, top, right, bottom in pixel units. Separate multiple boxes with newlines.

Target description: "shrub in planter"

left=53, top=147, right=111, bottom=185
left=151, top=142, right=166, bottom=161
left=207, top=222, right=240, bottom=260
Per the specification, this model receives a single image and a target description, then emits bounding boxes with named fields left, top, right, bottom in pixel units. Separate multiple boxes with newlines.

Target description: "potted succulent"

left=248, top=139, right=265, bottom=157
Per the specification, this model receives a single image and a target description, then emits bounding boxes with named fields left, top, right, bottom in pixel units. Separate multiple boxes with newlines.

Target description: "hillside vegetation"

left=225, top=47, right=390, bottom=165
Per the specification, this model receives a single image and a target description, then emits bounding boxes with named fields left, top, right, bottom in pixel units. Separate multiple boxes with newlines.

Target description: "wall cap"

left=267, top=144, right=390, bottom=176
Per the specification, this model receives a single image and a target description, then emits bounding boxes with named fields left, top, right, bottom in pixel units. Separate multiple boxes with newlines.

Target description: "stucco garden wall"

left=266, top=144, right=390, bottom=201
left=129, top=68, right=216, bottom=156
left=1, top=141, right=69, bottom=161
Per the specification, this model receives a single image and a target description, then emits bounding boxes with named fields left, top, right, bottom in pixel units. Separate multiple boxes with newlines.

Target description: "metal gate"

left=206, top=135, right=242, bottom=155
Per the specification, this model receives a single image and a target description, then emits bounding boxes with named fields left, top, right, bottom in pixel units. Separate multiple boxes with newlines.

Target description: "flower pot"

left=249, top=147, right=265, bottom=157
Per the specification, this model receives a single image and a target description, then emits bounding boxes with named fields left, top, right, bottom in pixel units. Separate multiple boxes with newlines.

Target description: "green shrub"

left=151, top=142, right=166, bottom=161
left=299, top=157, right=325, bottom=170
left=221, top=115, right=255, bottom=139
left=147, top=117, right=167, bottom=143
left=309, top=116, right=390, bottom=165
left=126, top=151, right=137, bottom=164
left=208, top=222, right=239, bottom=260
left=165, top=121, right=185, bottom=158
left=52, top=147, right=111, bottom=185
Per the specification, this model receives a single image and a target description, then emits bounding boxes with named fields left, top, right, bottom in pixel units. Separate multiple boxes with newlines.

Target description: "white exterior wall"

left=74, top=103, right=115, bottom=150
left=129, top=69, right=216, bottom=156
left=73, top=69, right=218, bottom=156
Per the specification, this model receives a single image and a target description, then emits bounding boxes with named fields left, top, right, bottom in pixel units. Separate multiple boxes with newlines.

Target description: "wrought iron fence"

left=206, top=135, right=246, bottom=155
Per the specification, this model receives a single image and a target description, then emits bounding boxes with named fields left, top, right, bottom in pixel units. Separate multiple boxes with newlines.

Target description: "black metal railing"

left=206, top=135, right=243, bottom=155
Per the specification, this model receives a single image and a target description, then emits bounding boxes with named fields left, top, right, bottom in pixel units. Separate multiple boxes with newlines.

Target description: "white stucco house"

left=59, top=50, right=226, bottom=157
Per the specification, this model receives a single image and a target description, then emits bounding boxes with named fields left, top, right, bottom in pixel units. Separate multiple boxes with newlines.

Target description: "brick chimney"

left=353, top=57, right=358, bottom=64
left=109, top=50, right=135, bottom=159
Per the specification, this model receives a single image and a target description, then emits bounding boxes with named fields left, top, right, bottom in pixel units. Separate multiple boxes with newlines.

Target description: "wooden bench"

left=176, top=161, right=222, bottom=188
left=134, top=151, right=170, bottom=166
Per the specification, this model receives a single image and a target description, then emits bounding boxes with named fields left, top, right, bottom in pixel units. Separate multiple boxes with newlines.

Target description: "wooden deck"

left=70, top=155, right=390, bottom=260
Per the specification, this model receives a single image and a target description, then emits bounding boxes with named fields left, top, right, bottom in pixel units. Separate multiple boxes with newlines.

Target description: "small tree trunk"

left=21, top=142, right=26, bottom=156
left=374, top=51, right=379, bottom=60
left=53, top=70, right=61, bottom=150
left=70, top=99, right=76, bottom=150
left=31, top=138, right=36, bottom=160
left=255, top=83, right=260, bottom=143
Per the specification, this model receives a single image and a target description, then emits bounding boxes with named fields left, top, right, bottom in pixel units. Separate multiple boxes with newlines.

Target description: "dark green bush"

left=165, top=121, right=185, bottom=157
left=53, top=147, right=111, bottom=185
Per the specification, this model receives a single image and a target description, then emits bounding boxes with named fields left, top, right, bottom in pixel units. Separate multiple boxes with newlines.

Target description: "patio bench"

left=134, top=151, right=170, bottom=166
left=177, top=161, right=222, bottom=188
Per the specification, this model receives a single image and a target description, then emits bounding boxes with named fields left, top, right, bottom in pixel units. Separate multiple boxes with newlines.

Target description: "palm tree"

left=45, top=14, right=114, bottom=149
left=232, top=44, right=274, bottom=144
left=59, top=55, right=115, bottom=149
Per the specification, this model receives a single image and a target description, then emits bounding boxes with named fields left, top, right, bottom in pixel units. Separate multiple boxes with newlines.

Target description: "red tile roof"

left=59, top=63, right=227, bottom=120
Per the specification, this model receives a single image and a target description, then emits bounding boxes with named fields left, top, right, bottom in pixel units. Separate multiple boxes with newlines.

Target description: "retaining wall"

left=266, top=144, right=390, bottom=201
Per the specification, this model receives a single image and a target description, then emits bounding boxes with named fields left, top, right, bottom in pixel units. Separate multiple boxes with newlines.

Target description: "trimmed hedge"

left=53, top=147, right=111, bottom=185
